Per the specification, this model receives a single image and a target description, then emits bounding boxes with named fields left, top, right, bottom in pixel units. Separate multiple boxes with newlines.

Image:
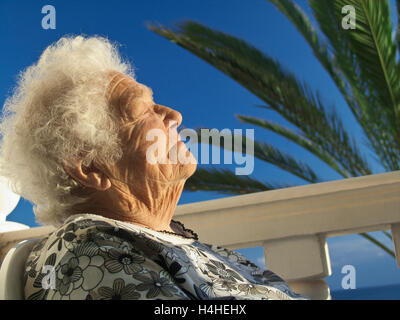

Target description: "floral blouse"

left=24, top=213, right=309, bottom=300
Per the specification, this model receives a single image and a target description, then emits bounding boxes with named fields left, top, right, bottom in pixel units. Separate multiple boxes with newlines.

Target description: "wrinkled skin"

left=63, top=72, right=197, bottom=232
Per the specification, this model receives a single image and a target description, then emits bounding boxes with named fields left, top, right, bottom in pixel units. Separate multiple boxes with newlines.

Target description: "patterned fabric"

left=24, top=213, right=309, bottom=300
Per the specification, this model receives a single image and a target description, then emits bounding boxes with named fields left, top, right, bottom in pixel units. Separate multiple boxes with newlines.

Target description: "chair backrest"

left=0, top=239, right=39, bottom=300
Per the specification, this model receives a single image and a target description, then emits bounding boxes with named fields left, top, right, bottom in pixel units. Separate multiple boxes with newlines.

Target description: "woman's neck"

left=72, top=179, right=185, bottom=233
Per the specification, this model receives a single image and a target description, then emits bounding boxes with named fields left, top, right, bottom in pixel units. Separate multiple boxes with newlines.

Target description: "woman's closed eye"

left=153, top=104, right=172, bottom=122
left=130, top=103, right=156, bottom=121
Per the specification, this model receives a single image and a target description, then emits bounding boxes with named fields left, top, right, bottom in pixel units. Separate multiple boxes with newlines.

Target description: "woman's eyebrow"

left=132, top=85, right=153, bottom=100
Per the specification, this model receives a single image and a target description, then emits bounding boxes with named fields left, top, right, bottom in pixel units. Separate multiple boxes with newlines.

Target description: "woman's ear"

left=62, top=159, right=111, bottom=191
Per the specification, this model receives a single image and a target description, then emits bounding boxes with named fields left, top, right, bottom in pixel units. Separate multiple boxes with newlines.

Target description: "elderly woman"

left=0, top=36, right=307, bottom=300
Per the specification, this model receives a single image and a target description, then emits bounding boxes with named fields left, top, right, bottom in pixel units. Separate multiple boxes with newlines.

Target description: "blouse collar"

left=63, top=213, right=199, bottom=241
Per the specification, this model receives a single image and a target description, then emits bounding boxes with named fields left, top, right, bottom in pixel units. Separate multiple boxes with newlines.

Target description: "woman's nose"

left=170, top=109, right=182, bottom=127
left=157, top=105, right=182, bottom=128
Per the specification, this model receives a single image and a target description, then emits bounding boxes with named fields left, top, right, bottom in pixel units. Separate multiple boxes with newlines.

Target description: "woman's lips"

left=166, top=130, right=183, bottom=154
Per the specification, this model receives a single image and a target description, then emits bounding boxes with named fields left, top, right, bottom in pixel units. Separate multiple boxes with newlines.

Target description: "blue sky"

left=1, top=0, right=399, bottom=292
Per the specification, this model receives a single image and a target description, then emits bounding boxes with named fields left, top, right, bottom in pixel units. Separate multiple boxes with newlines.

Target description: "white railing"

left=1, top=171, right=399, bottom=299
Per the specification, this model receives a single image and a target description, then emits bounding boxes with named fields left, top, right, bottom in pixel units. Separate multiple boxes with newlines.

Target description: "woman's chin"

left=177, top=146, right=197, bottom=179
left=158, top=142, right=196, bottom=178
left=183, top=160, right=197, bottom=178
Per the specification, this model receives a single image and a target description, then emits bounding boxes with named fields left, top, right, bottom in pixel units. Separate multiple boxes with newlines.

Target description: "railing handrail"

left=172, top=171, right=400, bottom=248
left=1, top=171, right=399, bottom=250
left=176, top=170, right=399, bottom=216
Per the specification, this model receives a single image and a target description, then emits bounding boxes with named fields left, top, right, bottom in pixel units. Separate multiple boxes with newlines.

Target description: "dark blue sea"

left=331, top=283, right=400, bottom=300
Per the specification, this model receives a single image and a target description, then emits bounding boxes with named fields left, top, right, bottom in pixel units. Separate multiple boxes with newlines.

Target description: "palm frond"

left=267, top=0, right=346, bottom=92
left=148, top=3, right=398, bottom=259
left=184, top=167, right=291, bottom=194
left=149, top=21, right=372, bottom=176
left=196, top=128, right=322, bottom=183
left=309, top=0, right=400, bottom=170
left=383, top=230, right=392, bottom=241
left=333, top=0, right=399, bottom=125
left=396, top=0, right=400, bottom=50
left=360, top=232, right=395, bottom=257
left=236, top=114, right=350, bottom=178
left=268, top=0, right=399, bottom=172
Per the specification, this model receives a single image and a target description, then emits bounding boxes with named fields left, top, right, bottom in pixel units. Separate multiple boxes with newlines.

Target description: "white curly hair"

left=0, top=35, right=134, bottom=226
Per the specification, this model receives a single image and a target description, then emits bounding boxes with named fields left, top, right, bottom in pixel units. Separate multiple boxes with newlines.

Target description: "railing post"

left=262, top=234, right=331, bottom=300
left=391, top=223, right=400, bottom=268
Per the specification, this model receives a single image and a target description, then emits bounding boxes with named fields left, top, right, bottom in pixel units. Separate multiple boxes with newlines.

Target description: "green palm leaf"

left=236, top=114, right=350, bottom=178
left=185, top=167, right=291, bottom=194
left=148, top=1, right=399, bottom=259
left=195, top=128, right=322, bottom=183
left=333, top=0, right=398, bottom=122
left=268, top=0, right=399, bottom=172
left=361, top=233, right=395, bottom=258
left=149, top=21, right=371, bottom=177
left=308, top=0, right=400, bottom=170
left=396, top=0, right=400, bottom=50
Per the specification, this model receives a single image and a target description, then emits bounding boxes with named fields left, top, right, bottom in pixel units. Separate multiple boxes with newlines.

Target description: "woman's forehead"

left=107, top=72, right=153, bottom=107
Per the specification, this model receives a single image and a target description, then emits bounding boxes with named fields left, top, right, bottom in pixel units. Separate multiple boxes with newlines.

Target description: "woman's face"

left=104, top=72, right=197, bottom=190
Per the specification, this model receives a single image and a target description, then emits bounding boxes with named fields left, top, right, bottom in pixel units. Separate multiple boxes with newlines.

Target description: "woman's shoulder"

left=30, top=213, right=167, bottom=262
left=24, top=213, right=187, bottom=300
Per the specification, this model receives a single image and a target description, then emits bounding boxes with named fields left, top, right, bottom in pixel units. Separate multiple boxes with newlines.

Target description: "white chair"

left=0, top=239, right=39, bottom=300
